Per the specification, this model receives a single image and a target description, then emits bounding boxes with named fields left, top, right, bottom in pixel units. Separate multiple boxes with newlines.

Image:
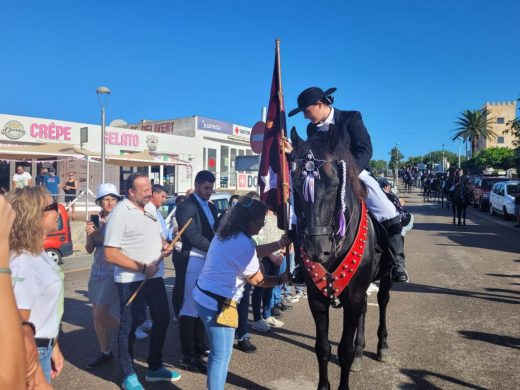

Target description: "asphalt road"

left=54, top=189, right=520, bottom=390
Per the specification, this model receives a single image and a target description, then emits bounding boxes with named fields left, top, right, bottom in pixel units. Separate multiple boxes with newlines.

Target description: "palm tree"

left=452, top=108, right=496, bottom=156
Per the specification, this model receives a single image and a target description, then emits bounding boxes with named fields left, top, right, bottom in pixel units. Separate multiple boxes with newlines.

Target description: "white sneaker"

left=366, top=283, right=379, bottom=296
left=293, top=291, right=307, bottom=299
left=265, top=316, right=284, bottom=328
left=283, top=296, right=299, bottom=304
left=251, top=319, right=271, bottom=333
left=135, top=328, right=149, bottom=340
left=139, top=319, right=153, bottom=332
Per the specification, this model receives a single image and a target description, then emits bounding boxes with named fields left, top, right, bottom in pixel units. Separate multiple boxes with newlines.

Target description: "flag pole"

left=275, top=38, right=291, bottom=275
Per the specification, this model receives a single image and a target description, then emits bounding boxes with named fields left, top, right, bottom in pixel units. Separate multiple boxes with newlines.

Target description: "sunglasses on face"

left=43, top=202, right=59, bottom=212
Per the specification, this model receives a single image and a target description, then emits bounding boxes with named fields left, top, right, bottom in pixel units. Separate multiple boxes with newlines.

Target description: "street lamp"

left=442, top=144, right=445, bottom=172
left=395, top=142, right=399, bottom=186
left=96, top=86, right=111, bottom=184
left=457, top=138, right=462, bottom=168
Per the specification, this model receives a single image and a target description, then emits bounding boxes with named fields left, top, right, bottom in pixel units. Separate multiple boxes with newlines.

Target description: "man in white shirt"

left=104, top=173, right=180, bottom=389
left=12, top=166, right=32, bottom=189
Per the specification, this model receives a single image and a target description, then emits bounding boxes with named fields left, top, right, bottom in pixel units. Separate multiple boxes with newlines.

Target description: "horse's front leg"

left=338, top=301, right=363, bottom=390
left=350, top=295, right=367, bottom=372
left=377, top=274, right=391, bottom=362
left=308, top=296, right=331, bottom=390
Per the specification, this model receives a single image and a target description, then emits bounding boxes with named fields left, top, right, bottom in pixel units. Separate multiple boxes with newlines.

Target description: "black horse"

left=290, top=127, right=393, bottom=390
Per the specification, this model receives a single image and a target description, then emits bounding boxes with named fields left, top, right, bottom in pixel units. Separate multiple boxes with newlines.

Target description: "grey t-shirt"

left=104, top=198, right=163, bottom=283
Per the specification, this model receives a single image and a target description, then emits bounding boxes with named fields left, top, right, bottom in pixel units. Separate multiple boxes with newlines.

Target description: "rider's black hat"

left=288, top=87, right=337, bottom=117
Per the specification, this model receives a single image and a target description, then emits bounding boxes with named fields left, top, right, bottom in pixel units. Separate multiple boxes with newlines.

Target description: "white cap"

left=96, top=183, right=121, bottom=202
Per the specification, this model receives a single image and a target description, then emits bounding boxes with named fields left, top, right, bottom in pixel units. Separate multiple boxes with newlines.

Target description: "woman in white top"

left=85, top=183, right=121, bottom=369
left=193, top=195, right=291, bottom=390
left=7, top=186, right=64, bottom=384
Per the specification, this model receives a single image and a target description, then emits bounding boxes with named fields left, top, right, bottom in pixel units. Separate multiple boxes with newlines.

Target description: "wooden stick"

left=125, top=217, right=193, bottom=306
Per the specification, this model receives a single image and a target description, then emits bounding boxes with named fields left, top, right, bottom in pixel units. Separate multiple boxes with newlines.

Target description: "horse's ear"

left=290, top=126, right=303, bottom=151
left=328, top=124, right=340, bottom=151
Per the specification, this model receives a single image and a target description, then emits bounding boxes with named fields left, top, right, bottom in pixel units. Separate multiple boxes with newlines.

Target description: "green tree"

left=462, top=147, right=515, bottom=173
left=369, top=159, right=387, bottom=174
left=503, top=116, right=520, bottom=147
left=388, top=147, right=404, bottom=171
left=451, top=108, right=496, bottom=156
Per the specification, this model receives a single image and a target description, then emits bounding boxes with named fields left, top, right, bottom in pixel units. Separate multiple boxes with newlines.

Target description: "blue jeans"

left=271, top=255, right=286, bottom=306
left=196, top=301, right=235, bottom=390
left=116, top=277, right=170, bottom=379
left=37, top=345, right=53, bottom=383
left=251, top=257, right=279, bottom=321
left=236, top=283, right=251, bottom=340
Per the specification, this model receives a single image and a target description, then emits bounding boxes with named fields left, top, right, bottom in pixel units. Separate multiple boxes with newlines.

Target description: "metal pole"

left=85, top=156, right=90, bottom=222
left=442, top=144, right=445, bottom=172
left=458, top=138, right=462, bottom=168
left=101, top=106, right=106, bottom=184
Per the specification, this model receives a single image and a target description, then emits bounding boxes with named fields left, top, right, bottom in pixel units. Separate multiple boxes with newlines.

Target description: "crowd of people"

left=0, top=86, right=421, bottom=389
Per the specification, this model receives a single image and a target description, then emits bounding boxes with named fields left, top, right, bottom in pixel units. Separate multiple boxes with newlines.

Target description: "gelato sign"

left=197, top=117, right=232, bottom=135
left=2, top=120, right=26, bottom=140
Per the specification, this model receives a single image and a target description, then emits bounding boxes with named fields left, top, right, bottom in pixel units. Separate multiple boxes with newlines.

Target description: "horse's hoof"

left=350, top=357, right=363, bottom=372
left=377, top=348, right=391, bottom=362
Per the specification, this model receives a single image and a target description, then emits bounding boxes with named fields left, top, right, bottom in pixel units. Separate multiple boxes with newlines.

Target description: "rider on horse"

left=287, top=86, right=408, bottom=283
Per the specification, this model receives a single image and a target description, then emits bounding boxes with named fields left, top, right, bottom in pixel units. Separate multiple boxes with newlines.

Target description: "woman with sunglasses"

left=193, top=194, right=291, bottom=390
left=6, top=187, right=64, bottom=384
left=85, top=183, right=122, bottom=369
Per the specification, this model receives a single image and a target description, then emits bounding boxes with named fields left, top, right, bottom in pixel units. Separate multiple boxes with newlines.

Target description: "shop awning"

left=0, top=143, right=81, bottom=160
left=0, top=143, right=189, bottom=167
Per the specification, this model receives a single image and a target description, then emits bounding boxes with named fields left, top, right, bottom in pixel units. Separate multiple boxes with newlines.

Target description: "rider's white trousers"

left=359, top=170, right=400, bottom=222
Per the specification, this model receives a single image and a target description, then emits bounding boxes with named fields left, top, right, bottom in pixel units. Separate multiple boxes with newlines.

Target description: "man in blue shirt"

left=44, top=168, right=60, bottom=201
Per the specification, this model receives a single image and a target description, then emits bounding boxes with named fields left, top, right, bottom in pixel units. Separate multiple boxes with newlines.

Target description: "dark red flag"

left=258, top=41, right=290, bottom=230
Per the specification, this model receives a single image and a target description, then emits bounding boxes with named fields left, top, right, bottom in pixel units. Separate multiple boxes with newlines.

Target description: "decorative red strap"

left=302, top=201, right=369, bottom=300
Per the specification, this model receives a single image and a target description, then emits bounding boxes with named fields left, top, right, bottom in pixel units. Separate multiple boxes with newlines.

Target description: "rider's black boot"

left=382, top=216, right=409, bottom=283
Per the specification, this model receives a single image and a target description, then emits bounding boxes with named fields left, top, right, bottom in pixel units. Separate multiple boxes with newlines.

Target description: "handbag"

left=196, top=283, right=238, bottom=328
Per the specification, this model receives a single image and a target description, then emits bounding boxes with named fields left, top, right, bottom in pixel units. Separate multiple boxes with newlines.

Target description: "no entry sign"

left=250, top=121, right=265, bottom=154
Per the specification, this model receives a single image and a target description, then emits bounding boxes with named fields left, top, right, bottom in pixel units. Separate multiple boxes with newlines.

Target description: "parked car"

left=489, top=180, right=520, bottom=220
left=210, top=192, right=232, bottom=216
left=44, top=203, right=73, bottom=264
left=471, top=176, right=505, bottom=211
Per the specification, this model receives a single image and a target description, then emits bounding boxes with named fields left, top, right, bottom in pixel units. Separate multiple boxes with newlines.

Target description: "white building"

left=0, top=113, right=258, bottom=196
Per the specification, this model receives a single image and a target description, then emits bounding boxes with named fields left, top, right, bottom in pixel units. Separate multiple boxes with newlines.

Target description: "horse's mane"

left=295, top=131, right=366, bottom=201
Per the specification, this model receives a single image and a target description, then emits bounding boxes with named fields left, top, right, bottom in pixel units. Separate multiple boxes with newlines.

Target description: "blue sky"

left=1, top=0, right=519, bottom=161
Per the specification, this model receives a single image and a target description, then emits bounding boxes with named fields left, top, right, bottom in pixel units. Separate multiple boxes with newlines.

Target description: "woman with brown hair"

left=7, top=186, right=65, bottom=384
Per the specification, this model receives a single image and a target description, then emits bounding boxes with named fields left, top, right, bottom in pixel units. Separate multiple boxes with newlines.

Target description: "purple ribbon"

left=336, top=211, right=346, bottom=237
left=303, top=175, right=315, bottom=203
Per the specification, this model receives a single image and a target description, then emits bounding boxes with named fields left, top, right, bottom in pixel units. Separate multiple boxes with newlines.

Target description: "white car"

left=489, top=180, right=520, bottom=220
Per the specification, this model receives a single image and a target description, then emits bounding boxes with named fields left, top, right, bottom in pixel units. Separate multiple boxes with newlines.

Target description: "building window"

left=220, top=146, right=229, bottom=188
left=496, top=117, right=505, bottom=124
left=207, top=148, right=217, bottom=173
left=497, top=136, right=504, bottom=144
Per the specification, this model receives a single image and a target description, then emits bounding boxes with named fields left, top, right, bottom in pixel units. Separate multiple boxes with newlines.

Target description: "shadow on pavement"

left=458, top=330, right=520, bottom=350
left=399, top=369, right=489, bottom=390
left=392, top=283, right=520, bottom=305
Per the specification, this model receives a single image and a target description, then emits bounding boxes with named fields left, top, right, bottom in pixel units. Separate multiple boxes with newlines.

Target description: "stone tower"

left=476, top=101, right=517, bottom=152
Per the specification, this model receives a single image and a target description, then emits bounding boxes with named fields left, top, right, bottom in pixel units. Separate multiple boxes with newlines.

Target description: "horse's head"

left=291, top=125, right=363, bottom=264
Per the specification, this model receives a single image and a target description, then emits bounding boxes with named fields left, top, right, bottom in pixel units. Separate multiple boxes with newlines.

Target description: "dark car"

left=471, top=176, right=506, bottom=211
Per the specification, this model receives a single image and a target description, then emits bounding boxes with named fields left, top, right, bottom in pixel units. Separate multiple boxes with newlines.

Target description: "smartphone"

left=90, top=214, right=100, bottom=228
